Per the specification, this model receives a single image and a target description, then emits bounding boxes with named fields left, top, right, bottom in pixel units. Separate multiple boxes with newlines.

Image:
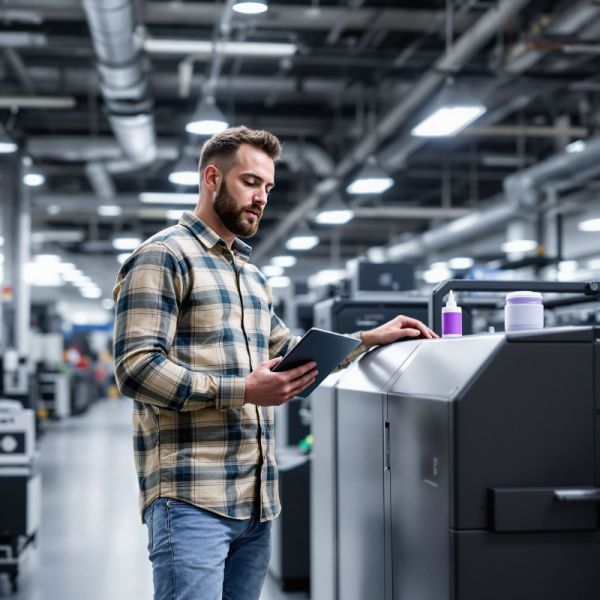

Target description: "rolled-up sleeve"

left=113, top=242, right=245, bottom=411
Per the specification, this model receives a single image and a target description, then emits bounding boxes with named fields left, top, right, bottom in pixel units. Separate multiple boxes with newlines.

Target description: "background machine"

left=311, top=326, right=600, bottom=600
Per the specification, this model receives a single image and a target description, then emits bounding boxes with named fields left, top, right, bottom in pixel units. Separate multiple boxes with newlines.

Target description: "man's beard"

left=214, top=179, right=262, bottom=238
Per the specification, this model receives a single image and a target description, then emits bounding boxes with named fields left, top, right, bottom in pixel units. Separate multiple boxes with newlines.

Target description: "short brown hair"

left=198, top=125, right=282, bottom=174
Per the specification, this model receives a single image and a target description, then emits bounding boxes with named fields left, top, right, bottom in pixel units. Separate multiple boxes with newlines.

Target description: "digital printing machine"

left=311, top=326, right=600, bottom=600
left=0, top=400, right=40, bottom=593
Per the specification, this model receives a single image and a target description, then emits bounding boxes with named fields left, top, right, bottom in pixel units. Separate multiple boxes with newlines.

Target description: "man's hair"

left=198, top=125, right=282, bottom=175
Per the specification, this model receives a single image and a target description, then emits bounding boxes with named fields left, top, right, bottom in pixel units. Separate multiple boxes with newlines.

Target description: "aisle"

left=0, top=398, right=305, bottom=600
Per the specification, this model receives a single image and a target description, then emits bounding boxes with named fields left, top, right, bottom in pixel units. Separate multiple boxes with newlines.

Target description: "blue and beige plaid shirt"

left=113, top=212, right=365, bottom=522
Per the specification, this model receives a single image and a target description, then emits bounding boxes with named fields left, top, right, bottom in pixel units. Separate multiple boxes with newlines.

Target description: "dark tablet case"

left=271, top=327, right=362, bottom=398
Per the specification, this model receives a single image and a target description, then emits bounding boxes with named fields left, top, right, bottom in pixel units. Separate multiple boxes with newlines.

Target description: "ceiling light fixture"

left=168, top=156, right=198, bottom=186
left=186, top=98, right=228, bottom=136
left=112, top=237, right=141, bottom=251
left=22, top=157, right=45, bottom=187
left=271, top=255, right=297, bottom=268
left=166, top=209, right=185, bottom=220
left=448, top=257, right=474, bottom=270
left=315, top=193, right=354, bottom=225
left=139, top=193, right=198, bottom=205
left=0, top=124, right=17, bottom=153
left=566, top=140, right=586, bottom=154
left=412, top=105, right=486, bottom=137
left=285, top=223, right=319, bottom=251
left=268, top=276, right=291, bottom=288
left=262, top=265, right=284, bottom=277
left=578, top=217, right=600, bottom=232
left=346, top=157, right=393, bottom=195
left=97, top=205, right=123, bottom=217
left=233, top=1, right=268, bottom=14
left=501, top=239, right=537, bottom=253
left=143, top=39, right=297, bottom=57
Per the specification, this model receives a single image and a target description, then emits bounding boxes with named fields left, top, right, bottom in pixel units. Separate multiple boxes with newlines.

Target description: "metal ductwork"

left=26, top=136, right=178, bottom=164
left=280, top=142, right=334, bottom=178
left=251, top=0, right=533, bottom=263
left=82, top=0, right=157, bottom=164
left=386, top=134, right=600, bottom=261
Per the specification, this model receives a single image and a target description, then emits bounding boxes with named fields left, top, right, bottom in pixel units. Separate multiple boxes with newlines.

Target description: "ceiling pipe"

left=82, top=0, right=157, bottom=165
left=251, top=0, right=532, bottom=263
left=26, top=136, right=178, bottom=163
left=386, top=134, right=600, bottom=261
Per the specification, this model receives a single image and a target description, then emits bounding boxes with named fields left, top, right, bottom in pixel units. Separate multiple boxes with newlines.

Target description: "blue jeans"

left=144, top=498, right=272, bottom=600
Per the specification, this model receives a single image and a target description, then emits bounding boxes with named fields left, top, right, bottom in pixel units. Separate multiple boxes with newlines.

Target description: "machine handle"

left=554, top=488, right=600, bottom=502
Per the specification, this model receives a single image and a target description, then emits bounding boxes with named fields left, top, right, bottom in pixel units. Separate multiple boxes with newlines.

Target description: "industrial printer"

left=0, top=400, right=40, bottom=593
left=311, top=326, right=600, bottom=600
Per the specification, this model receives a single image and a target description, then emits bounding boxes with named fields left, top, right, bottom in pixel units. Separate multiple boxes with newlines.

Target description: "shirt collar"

left=179, top=211, right=253, bottom=263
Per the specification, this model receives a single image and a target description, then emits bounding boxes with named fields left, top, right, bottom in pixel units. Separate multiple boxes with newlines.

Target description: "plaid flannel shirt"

left=113, top=212, right=366, bottom=522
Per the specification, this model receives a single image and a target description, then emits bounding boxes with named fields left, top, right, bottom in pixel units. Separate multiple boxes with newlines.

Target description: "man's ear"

left=203, top=165, right=221, bottom=192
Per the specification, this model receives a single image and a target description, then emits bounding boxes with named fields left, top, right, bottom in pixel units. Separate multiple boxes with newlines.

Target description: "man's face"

left=213, top=144, right=275, bottom=239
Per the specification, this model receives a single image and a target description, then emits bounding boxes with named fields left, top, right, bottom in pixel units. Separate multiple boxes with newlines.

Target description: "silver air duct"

left=82, top=0, right=156, bottom=164
left=387, top=135, right=600, bottom=260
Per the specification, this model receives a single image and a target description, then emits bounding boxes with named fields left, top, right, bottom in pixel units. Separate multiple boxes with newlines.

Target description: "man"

left=113, top=126, right=436, bottom=600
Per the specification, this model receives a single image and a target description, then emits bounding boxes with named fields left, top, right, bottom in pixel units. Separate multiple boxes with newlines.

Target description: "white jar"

left=504, top=291, right=544, bottom=332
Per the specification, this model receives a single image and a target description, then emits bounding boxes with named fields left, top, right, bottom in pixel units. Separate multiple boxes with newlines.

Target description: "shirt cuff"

left=216, top=376, right=246, bottom=410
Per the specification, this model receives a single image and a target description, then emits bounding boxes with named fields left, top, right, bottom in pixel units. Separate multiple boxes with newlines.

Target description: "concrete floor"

left=0, top=398, right=307, bottom=600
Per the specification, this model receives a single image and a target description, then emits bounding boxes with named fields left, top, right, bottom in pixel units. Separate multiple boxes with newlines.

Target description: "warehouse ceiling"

left=1, top=0, right=600, bottom=298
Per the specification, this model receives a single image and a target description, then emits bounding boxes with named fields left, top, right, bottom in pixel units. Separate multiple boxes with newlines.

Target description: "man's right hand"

left=244, top=356, right=318, bottom=406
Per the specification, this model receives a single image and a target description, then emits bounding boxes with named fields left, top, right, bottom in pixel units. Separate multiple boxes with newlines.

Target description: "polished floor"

left=0, top=398, right=307, bottom=600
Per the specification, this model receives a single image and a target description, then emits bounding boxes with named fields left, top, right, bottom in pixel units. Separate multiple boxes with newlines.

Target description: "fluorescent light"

left=186, top=99, right=228, bottom=136
left=23, top=262, right=64, bottom=287
left=0, top=142, right=18, bottom=153
left=578, top=217, right=600, bottom=232
left=587, top=258, right=600, bottom=270
left=168, top=155, right=198, bottom=186
left=113, top=237, right=141, bottom=251
left=144, top=39, right=296, bottom=57
left=262, top=265, right=284, bottom=277
left=24, top=172, right=45, bottom=187
left=34, top=254, right=61, bottom=264
left=233, top=1, right=268, bottom=14
left=558, top=260, right=578, bottom=272
left=117, top=253, right=131, bottom=264
left=315, top=194, right=354, bottom=225
left=412, top=105, right=486, bottom=137
left=166, top=210, right=185, bottom=220
left=448, top=257, right=474, bottom=270
left=308, top=269, right=346, bottom=288
left=286, top=236, right=319, bottom=251
left=268, top=276, right=291, bottom=288
left=285, top=224, right=319, bottom=251
left=81, top=288, right=102, bottom=299
left=315, top=209, right=354, bottom=225
left=346, top=159, right=393, bottom=195
left=98, top=205, right=122, bottom=217
left=47, top=205, right=61, bottom=215
left=501, top=239, right=537, bottom=253
left=271, top=255, right=297, bottom=268
left=139, top=193, right=198, bottom=205
left=0, top=124, right=17, bottom=153
left=566, top=140, right=586, bottom=153
left=168, top=171, right=197, bottom=186
left=423, top=265, right=451, bottom=284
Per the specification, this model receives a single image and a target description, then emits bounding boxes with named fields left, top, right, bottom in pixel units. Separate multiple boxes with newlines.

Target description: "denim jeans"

left=144, top=497, right=272, bottom=600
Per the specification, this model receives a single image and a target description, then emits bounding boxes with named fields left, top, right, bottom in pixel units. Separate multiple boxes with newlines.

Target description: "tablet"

left=271, top=327, right=362, bottom=398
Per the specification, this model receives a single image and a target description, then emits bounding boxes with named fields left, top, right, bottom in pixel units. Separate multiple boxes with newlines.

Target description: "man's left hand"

left=360, top=315, right=438, bottom=349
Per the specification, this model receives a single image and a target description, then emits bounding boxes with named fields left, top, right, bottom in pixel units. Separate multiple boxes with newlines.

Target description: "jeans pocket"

left=144, top=503, right=154, bottom=554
